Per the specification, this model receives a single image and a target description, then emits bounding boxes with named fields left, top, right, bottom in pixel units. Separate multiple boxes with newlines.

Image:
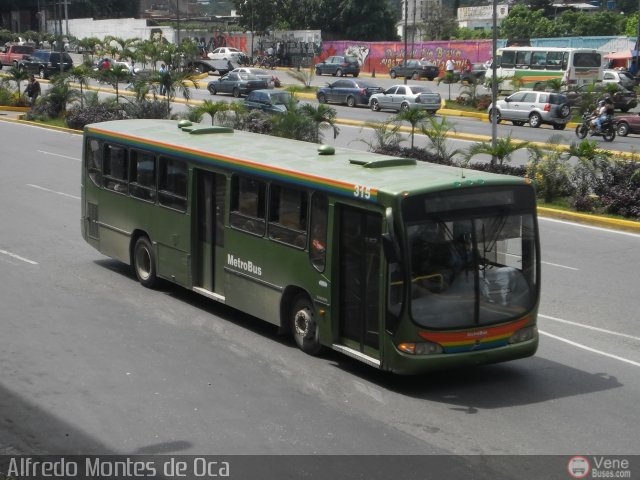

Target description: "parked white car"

left=602, top=69, right=636, bottom=90
left=207, top=47, right=243, bottom=61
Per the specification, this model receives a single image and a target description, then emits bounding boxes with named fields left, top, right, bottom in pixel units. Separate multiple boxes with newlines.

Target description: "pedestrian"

left=445, top=58, right=455, bottom=74
left=25, top=75, right=40, bottom=108
left=629, top=59, right=638, bottom=76
left=159, top=63, right=167, bottom=96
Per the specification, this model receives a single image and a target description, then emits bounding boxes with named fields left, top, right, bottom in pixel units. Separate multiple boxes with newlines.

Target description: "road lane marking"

left=541, top=261, right=579, bottom=270
left=0, top=249, right=38, bottom=265
left=27, top=184, right=80, bottom=200
left=37, top=150, right=81, bottom=162
left=540, top=330, right=640, bottom=368
left=540, top=314, right=640, bottom=342
left=539, top=217, right=640, bottom=238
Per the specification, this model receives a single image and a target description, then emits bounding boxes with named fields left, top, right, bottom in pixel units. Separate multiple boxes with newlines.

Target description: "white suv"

left=488, top=90, right=572, bottom=130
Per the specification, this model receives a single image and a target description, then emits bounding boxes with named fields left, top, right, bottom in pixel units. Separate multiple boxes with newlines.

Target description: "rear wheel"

left=558, top=103, right=571, bottom=119
left=489, top=109, right=501, bottom=123
left=291, top=295, right=322, bottom=355
left=346, top=95, right=356, bottom=107
left=336, top=68, right=343, bottom=77
left=389, top=70, right=397, bottom=79
left=370, top=99, right=381, bottom=112
left=616, top=122, right=630, bottom=136
left=412, top=71, right=419, bottom=80
left=400, top=102, right=410, bottom=112
left=512, top=121, right=525, bottom=126
left=317, top=93, right=327, bottom=104
left=529, top=112, right=542, bottom=128
left=133, top=236, right=158, bottom=288
left=232, top=87, right=240, bottom=98
left=602, top=126, right=616, bottom=142
left=553, top=123, right=567, bottom=130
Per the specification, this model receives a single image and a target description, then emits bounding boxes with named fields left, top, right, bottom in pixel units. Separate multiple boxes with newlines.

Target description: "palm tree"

left=299, top=102, right=339, bottom=143
left=195, top=100, right=229, bottom=125
left=393, top=108, right=431, bottom=149
left=41, top=77, right=81, bottom=117
left=68, top=64, right=92, bottom=108
left=421, top=116, right=461, bottom=164
left=150, top=69, right=199, bottom=118
left=358, top=120, right=403, bottom=152
left=545, top=78, right=564, bottom=93
left=464, top=133, right=531, bottom=167
left=287, top=67, right=314, bottom=89
left=101, top=64, right=133, bottom=103
left=6, top=66, right=29, bottom=97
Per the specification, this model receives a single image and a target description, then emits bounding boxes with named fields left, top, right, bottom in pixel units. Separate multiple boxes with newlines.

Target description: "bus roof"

left=85, top=119, right=528, bottom=203
left=498, top=46, right=598, bottom=52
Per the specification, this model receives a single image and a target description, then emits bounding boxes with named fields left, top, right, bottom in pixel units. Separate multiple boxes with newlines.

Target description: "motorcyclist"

left=591, top=97, right=613, bottom=133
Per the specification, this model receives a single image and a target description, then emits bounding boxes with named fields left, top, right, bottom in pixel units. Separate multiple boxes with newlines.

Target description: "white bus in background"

left=495, top=47, right=603, bottom=91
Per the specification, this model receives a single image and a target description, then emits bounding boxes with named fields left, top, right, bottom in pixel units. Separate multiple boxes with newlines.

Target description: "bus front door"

left=194, top=170, right=226, bottom=295
left=337, top=206, right=382, bottom=359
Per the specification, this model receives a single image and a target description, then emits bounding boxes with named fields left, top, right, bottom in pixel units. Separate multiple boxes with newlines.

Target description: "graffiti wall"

left=319, top=40, right=494, bottom=75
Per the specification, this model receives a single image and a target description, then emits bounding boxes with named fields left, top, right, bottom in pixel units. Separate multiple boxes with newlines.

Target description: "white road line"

left=27, top=184, right=80, bottom=200
left=540, top=330, right=640, bottom=368
left=538, top=216, right=640, bottom=238
left=0, top=249, right=38, bottom=265
left=541, top=261, right=579, bottom=270
left=37, top=150, right=81, bottom=162
left=540, top=314, right=640, bottom=342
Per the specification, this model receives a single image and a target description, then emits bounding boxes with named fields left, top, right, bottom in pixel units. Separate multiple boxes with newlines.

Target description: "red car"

left=613, top=113, right=640, bottom=136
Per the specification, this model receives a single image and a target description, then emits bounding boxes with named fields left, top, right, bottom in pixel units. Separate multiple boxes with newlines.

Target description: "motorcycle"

left=575, top=112, right=616, bottom=142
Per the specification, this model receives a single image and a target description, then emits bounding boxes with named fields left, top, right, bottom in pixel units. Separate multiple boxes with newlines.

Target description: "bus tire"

left=133, top=236, right=158, bottom=288
left=291, top=295, right=322, bottom=355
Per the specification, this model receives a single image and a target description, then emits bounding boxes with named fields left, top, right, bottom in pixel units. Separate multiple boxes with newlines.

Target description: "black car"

left=389, top=59, right=439, bottom=81
left=18, top=50, right=73, bottom=79
left=244, top=89, right=295, bottom=114
left=316, top=79, right=384, bottom=107
left=207, top=72, right=268, bottom=97
left=562, top=83, right=638, bottom=112
left=315, top=55, right=360, bottom=77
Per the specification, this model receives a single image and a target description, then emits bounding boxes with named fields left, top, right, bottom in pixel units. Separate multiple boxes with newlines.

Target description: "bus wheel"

left=133, top=236, right=158, bottom=288
left=291, top=295, right=322, bottom=355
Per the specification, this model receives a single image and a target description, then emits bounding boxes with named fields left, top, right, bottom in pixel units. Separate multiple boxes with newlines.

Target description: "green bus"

left=81, top=119, right=540, bottom=374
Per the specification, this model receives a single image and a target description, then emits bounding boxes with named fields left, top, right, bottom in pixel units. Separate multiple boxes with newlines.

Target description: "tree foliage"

left=232, top=0, right=398, bottom=40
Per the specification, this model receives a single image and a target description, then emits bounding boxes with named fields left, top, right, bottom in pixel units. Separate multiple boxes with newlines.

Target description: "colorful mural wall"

left=318, top=40, right=494, bottom=75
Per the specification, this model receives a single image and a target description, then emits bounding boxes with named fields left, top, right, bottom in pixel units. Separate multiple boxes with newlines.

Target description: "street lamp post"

left=176, top=0, right=181, bottom=45
left=404, top=0, right=408, bottom=85
left=491, top=0, right=498, bottom=157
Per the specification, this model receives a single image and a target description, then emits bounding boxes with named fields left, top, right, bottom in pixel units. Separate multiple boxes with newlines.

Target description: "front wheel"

left=317, top=93, right=327, bottom=104
left=133, top=236, right=158, bottom=288
left=575, top=124, right=588, bottom=139
left=336, top=68, right=343, bottom=77
left=412, top=71, right=419, bottom=80
left=346, top=95, right=356, bottom=107
left=291, top=295, right=322, bottom=355
left=400, top=102, right=410, bottom=112
left=370, top=99, right=381, bottom=112
left=208, top=85, right=217, bottom=95
left=38, top=67, right=46, bottom=79
left=602, top=126, right=616, bottom=142
left=489, top=109, right=501, bottom=123
left=389, top=70, right=397, bottom=79
left=232, top=87, right=240, bottom=98
left=315, top=68, right=322, bottom=76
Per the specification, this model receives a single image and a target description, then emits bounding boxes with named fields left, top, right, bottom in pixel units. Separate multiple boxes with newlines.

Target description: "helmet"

left=598, top=100, right=605, bottom=107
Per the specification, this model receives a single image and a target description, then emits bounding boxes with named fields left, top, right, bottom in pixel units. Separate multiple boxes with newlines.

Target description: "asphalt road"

left=0, top=121, right=639, bottom=474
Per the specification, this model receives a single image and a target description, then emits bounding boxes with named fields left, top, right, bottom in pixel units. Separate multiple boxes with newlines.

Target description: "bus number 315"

left=354, top=184, right=371, bottom=199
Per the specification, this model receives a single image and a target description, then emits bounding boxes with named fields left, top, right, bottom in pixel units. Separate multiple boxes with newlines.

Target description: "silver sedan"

left=368, top=84, right=442, bottom=113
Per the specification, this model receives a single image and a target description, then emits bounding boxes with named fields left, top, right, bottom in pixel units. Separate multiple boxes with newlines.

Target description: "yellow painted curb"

left=0, top=106, right=30, bottom=112
left=537, top=206, right=640, bottom=232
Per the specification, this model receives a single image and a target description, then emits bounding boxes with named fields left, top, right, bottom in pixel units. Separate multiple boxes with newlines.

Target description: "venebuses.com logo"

left=567, top=456, right=632, bottom=478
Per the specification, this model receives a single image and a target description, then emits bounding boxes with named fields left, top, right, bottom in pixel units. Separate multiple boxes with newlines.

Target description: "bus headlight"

left=398, top=341, right=443, bottom=355
left=508, top=326, right=537, bottom=344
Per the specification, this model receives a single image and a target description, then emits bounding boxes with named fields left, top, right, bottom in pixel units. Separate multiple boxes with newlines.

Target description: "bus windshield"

left=403, top=187, right=538, bottom=330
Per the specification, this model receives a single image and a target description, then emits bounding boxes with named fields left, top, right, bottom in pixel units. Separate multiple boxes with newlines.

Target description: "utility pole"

left=176, top=0, right=181, bottom=44
left=403, top=0, right=408, bottom=85
left=491, top=0, right=498, bottom=159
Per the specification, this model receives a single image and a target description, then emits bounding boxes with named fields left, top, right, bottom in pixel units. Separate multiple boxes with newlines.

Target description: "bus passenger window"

left=103, top=144, right=128, bottom=194
left=268, top=184, right=308, bottom=248
left=309, top=193, right=328, bottom=272
left=158, top=157, right=187, bottom=212
left=86, top=138, right=102, bottom=187
left=230, top=175, right=266, bottom=235
left=130, top=150, right=156, bottom=203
